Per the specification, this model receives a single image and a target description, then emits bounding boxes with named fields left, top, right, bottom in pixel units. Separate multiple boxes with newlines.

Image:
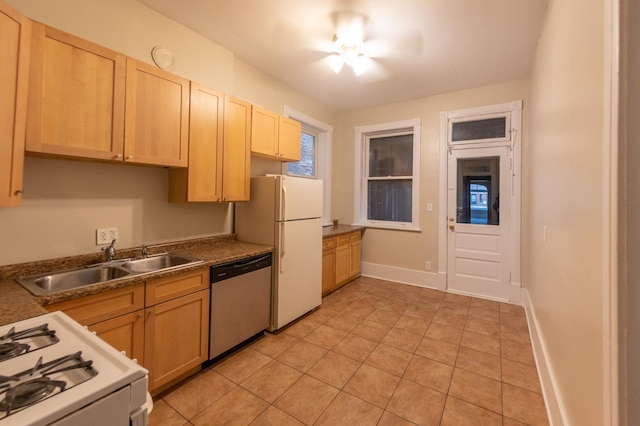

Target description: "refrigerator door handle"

left=280, top=222, right=285, bottom=273
left=281, top=181, right=287, bottom=221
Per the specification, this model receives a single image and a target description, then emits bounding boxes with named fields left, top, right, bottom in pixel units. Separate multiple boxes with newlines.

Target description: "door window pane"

left=452, top=117, right=507, bottom=141
left=456, top=157, right=500, bottom=225
left=287, top=131, right=315, bottom=176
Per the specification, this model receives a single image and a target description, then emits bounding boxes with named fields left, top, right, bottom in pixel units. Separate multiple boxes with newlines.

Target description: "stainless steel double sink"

left=16, top=253, right=203, bottom=296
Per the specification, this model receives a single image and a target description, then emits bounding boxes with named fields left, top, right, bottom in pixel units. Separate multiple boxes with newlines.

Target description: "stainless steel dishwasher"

left=209, top=253, right=272, bottom=359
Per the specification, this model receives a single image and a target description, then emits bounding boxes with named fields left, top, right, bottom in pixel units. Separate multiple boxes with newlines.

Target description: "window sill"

left=354, top=223, right=422, bottom=232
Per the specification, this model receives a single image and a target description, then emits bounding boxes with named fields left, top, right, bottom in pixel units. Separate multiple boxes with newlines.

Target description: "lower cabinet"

left=144, top=288, right=209, bottom=392
left=45, top=268, right=210, bottom=394
left=322, top=237, right=336, bottom=295
left=322, top=230, right=362, bottom=295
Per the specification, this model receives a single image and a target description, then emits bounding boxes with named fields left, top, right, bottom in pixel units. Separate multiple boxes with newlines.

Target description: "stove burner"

left=0, top=351, right=97, bottom=418
left=0, top=323, right=59, bottom=361
left=0, top=378, right=66, bottom=413
left=0, top=342, right=29, bottom=361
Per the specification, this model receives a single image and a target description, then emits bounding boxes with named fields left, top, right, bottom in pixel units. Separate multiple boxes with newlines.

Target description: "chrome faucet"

left=141, top=244, right=148, bottom=258
left=101, top=239, right=117, bottom=262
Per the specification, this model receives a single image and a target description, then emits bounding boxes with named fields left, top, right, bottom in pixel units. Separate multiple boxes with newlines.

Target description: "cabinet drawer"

left=337, top=231, right=360, bottom=246
left=322, top=237, right=336, bottom=250
left=348, top=232, right=361, bottom=243
left=46, top=283, right=144, bottom=326
left=145, top=268, right=209, bottom=306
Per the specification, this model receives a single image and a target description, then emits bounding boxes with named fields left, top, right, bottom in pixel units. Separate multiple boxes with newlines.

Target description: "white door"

left=447, top=146, right=511, bottom=299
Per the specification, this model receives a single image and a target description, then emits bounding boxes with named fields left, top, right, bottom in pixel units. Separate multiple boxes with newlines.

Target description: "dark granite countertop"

left=0, top=235, right=272, bottom=326
left=322, top=224, right=365, bottom=239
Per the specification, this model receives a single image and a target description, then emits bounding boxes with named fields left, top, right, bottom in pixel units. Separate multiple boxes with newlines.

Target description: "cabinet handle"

left=113, top=154, right=123, bottom=159
left=14, top=190, right=23, bottom=195
left=125, top=155, right=133, bottom=160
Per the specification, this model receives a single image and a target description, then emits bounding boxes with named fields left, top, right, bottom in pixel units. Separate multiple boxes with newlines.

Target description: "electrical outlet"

left=425, top=261, right=431, bottom=271
left=96, top=227, right=118, bottom=245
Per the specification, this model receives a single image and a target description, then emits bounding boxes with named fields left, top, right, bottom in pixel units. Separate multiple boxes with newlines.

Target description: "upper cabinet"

left=124, top=58, right=189, bottom=167
left=25, top=25, right=189, bottom=168
left=222, top=96, right=252, bottom=201
left=168, top=88, right=250, bottom=203
left=0, top=2, right=30, bottom=207
left=251, top=105, right=301, bottom=162
left=26, top=23, right=126, bottom=161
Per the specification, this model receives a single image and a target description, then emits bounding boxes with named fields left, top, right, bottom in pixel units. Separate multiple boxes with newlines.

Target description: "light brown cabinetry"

left=251, top=106, right=301, bottom=162
left=26, top=26, right=189, bottom=167
left=168, top=88, right=250, bottom=202
left=221, top=96, right=252, bottom=201
left=26, top=23, right=126, bottom=161
left=322, top=237, right=336, bottom=295
left=45, top=284, right=145, bottom=362
left=144, top=269, right=209, bottom=392
left=336, top=232, right=362, bottom=287
left=124, top=58, right=189, bottom=167
left=0, top=2, right=30, bottom=207
left=322, top=231, right=362, bottom=295
left=45, top=268, right=210, bottom=393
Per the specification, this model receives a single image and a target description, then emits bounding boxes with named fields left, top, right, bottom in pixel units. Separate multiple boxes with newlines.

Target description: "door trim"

left=439, top=101, right=522, bottom=302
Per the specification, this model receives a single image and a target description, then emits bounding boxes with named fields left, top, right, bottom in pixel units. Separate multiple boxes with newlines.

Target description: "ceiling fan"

left=272, top=9, right=423, bottom=80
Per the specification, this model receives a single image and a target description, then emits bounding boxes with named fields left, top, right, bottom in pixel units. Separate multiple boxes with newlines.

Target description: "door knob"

left=449, top=224, right=455, bottom=231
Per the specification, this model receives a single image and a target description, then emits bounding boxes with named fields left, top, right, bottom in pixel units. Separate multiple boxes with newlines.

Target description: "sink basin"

left=16, top=252, right=203, bottom=296
left=120, top=253, right=202, bottom=273
left=17, top=266, right=131, bottom=296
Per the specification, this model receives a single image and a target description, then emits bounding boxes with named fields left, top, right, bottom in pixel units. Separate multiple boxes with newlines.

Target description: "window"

left=355, top=119, right=421, bottom=230
left=282, top=106, right=333, bottom=226
left=287, top=130, right=316, bottom=177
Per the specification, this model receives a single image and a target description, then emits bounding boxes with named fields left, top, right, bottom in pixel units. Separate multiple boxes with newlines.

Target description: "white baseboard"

left=361, top=261, right=446, bottom=291
left=523, top=289, right=567, bottom=426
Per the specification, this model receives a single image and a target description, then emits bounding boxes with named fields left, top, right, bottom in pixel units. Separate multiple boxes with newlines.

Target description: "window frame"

left=354, top=118, right=421, bottom=231
left=281, top=106, right=333, bottom=226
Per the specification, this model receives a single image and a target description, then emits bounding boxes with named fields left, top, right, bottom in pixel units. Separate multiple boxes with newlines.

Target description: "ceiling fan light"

left=328, top=54, right=344, bottom=73
left=351, top=55, right=367, bottom=76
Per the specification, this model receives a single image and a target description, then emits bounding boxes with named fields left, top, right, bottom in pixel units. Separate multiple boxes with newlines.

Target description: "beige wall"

left=526, top=0, right=605, bottom=423
left=334, top=80, right=530, bottom=273
left=0, top=0, right=335, bottom=265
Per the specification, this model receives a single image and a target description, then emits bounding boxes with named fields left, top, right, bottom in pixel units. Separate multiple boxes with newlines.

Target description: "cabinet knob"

left=14, top=190, right=23, bottom=195
left=125, top=155, right=133, bottom=160
left=113, top=154, right=123, bottom=159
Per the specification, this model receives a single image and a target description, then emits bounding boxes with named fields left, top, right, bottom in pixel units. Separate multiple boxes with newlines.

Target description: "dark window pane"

left=367, top=179, right=412, bottom=222
left=452, top=117, right=506, bottom=141
left=368, top=135, right=413, bottom=177
left=287, top=132, right=315, bottom=176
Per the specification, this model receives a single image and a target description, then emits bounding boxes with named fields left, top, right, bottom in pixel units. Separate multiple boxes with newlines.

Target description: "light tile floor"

left=148, top=277, right=549, bottom=425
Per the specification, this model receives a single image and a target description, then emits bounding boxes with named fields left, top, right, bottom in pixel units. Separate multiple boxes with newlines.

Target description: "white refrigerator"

left=235, top=175, right=323, bottom=330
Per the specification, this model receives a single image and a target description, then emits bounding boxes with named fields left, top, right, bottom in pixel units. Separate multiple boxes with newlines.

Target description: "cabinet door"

left=144, top=289, right=209, bottom=392
left=335, top=244, right=350, bottom=285
left=26, top=23, right=126, bottom=161
left=124, top=58, right=189, bottom=167
left=169, top=83, right=223, bottom=202
left=250, top=105, right=278, bottom=158
left=0, top=2, right=29, bottom=207
left=222, top=95, right=251, bottom=202
left=322, top=248, right=336, bottom=295
left=278, top=116, right=301, bottom=162
left=89, top=310, right=144, bottom=364
left=349, top=239, right=362, bottom=277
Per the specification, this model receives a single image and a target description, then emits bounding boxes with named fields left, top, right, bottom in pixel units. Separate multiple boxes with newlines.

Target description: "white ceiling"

left=137, top=0, right=547, bottom=112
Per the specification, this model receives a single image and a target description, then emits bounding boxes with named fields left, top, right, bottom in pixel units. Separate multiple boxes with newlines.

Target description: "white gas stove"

left=0, top=311, right=149, bottom=426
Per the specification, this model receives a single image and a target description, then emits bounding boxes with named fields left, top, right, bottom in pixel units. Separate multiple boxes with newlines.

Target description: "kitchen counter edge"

left=322, top=224, right=365, bottom=238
